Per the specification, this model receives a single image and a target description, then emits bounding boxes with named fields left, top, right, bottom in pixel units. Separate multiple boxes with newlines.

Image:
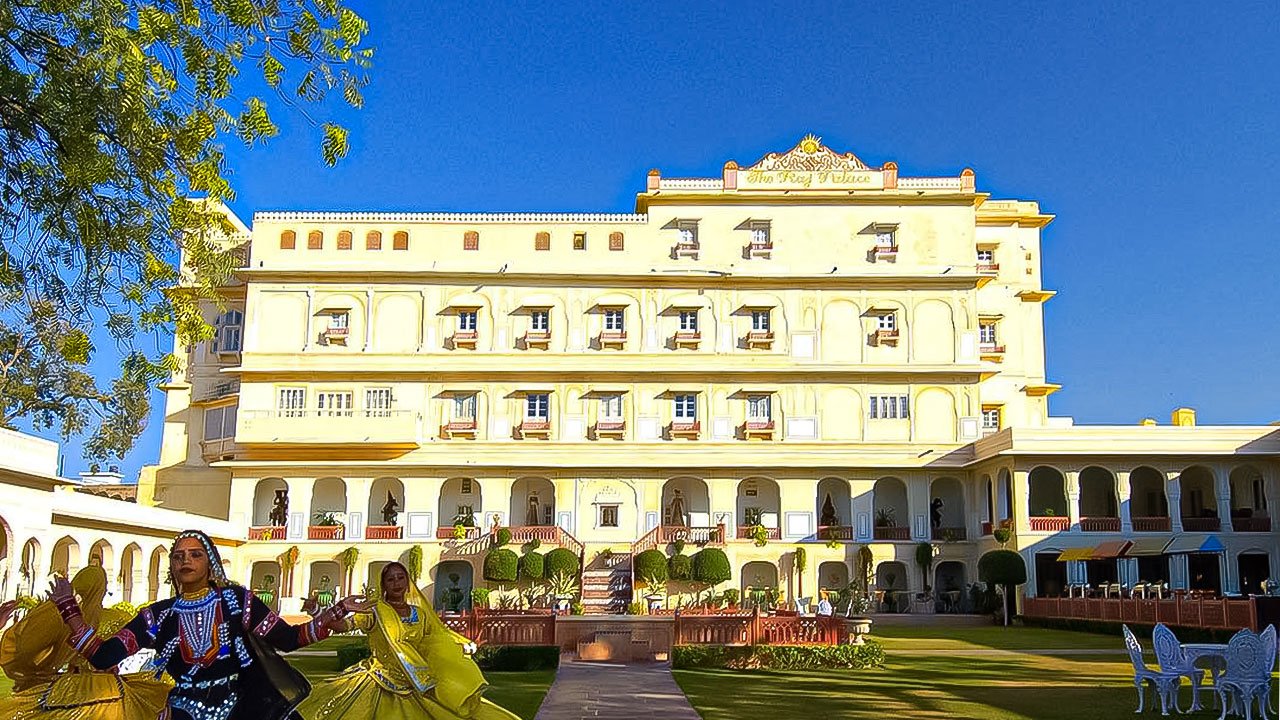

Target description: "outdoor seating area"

left=1123, top=622, right=1277, bottom=717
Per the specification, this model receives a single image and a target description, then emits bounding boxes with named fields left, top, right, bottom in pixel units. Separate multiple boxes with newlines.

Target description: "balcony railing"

left=1028, top=516, right=1070, bottom=532
left=200, top=437, right=241, bottom=462
left=747, top=240, right=773, bottom=258
left=1080, top=516, right=1121, bottom=532
left=194, top=379, right=241, bottom=404
left=745, top=330, right=774, bottom=349
left=522, top=331, right=551, bottom=349
left=669, top=421, right=700, bottom=440
left=517, top=419, right=551, bottom=439
left=1231, top=516, right=1272, bottom=532
left=307, top=525, right=345, bottom=541
left=873, top=244, right=899, bottom=259
left=437, top=526, right=482, bottom=540
left=632, top=525, right=726, bottom=554
left=365, top=525, right=403, bottom=540
left=742, top=420, right=775, bottom=440
left=932, top=526, right=967, bottom=541
left=736, top=525, right=781, bottom=540
left=674, top=241, right=700, bottom=259
left=440, top=419, right=478, bottom=439
left=872, top=329, right=900, bottom=346
left=977, top=262, right=1000, bottom=274
left=239, top=410, right=421, bottom=446
left=979, top=342, right=1006, bottom=357
left=1182, top=517, right=1220, bottom=532
left=1021, top=595, right=1260, bottom=633
left=1131, top=516, right=1171, bottom=532
left=817, top=525, right=854, bottom=541
left=592, top=420, right=625, bottom=439
left=322, top=326, right=349, bottom=344
left=873, top=526, right=910, bottom=541
left=673, top=330, right=701, bottom=349
left=598, top=330, right=627, bottom=349
left=249, top=526, right=286, bottom=541
left=452, top=329, right=478, bottom=348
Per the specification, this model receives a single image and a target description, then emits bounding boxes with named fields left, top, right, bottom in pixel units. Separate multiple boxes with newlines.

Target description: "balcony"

left=437, top=526, right=483, bottom=540
left=872, top=329, right=900, bottom=346
left=745, top=330, right=774, bottom=349
left=593, top=420, right=626, bottom=440
left=248, top=526, right=286, bottom=541
left=673, top=330, right=701, bottom=349
left=440, top=419, right=478, bottom=439
left=523, top=330, right=551, bottom=349
left=200, top=437, right=241, bottom=462
left=817, top=526, right=854, bottom=541
left=1132, top=516, right=1171, bottom=532
left=517, top=419, right=551, bottom=439
left=669, top=421, right=700, bottom=440
left=932, top=526, right=967, bottom=541
left=452, top=329, right=478, bottom=349
left=979, top=342, right=1006, bottom=361
left=322, top=326, right=350, bottom=345
left=307, top=525, right=345, bottom=541
left=977, top=262, right=1000, bottom=275
left=742, top=420, right=775, bottom=440
left=1182, top=517, right=1220, bottom=532
left=365, top=525, right=403, bottom=540
left=1028, top=516, right=1070, bottom=532
left=736, top=525, right=781, bottom=541
left=194, top=379, right=241, bottom=404
left=674, top=241, right=700, bottom=259
left=598, top=330, right=627, bottom=349
left=1080, top=516, right=1121, bottom=532
left=238, top=410, right=421, bottom=446
left=747, top=240, right=772, bottom=259
left=1232, top=516, right=1272, bottom=532
left=873, top=526, right=911, bottom=541
left=873, top=244, right=899, bottom=260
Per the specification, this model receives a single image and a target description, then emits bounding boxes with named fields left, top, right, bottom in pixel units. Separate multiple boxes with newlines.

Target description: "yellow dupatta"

left=0, top=567, right=109, bottom=692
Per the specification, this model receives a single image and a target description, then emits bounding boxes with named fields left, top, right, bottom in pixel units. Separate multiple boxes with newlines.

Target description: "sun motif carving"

left=799, top=134, right=822, bottom=154
left=746, top=134, right=871, bottom=173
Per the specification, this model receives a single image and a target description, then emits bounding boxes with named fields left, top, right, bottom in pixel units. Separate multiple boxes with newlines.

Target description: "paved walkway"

left=533, top=658, right=701, bottom=720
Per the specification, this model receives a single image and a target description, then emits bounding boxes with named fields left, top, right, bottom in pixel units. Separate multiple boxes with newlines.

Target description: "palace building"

left=128, top=135, right=1277, bottom=613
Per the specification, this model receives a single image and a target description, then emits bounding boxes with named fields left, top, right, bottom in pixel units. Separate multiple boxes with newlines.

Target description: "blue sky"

left=35, top=1, right=1280, bottom=480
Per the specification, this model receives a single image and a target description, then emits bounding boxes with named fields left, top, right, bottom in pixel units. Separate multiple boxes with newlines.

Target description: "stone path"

left=533, top=657, right=702, bottom=720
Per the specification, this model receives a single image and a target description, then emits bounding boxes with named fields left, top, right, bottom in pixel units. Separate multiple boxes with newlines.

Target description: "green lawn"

left=674, top=625, right=1275, bottom=720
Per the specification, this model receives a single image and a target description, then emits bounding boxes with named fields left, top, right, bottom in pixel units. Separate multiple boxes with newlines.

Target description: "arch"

left=929, top=477, right=965, bottom=539
left=148, top=546, right=167, bottom=601
left=1028, top=466, right=1068, bottom=518
left=733, top=292, right=788, bottom=349
left=1129, top=466, right=1169, bottom=519
left=740, top=560, right=779, bottom=609
left=257, top=292, right=307, bottom=351
left=873, top=477, right=909, bottom=539
left=307, top=229, right=323, bottom=249
left=662, top=477, right=710, bottom=527
left=914, top=387, right=956, bottom=442
left=310, top=477, right=348, bottom=524
left=251, top=560, right=283, bottom=611
left=50, top=535, right=80, bottom=578
left=511, top=477, right=556, bottom=526
left=1236, top=551, right=1271, bottom=595
left=934, top=561, right=966, bottom=606
left=817, top=561, right=849, bottom=593
left=393, top=230, right=409, bottom=251
left=820, top=300, right=862, bottom=362
left=279, top=230, right=296, bottom=249
left=1177, top=465, right=1217, bottom=523
left=1079, top=466, right=1118, bottom=521
left=373, top=294, right=421, bottom=353
left=368, top=477, right=406, bottom=529
left=432, top=560, right=474, bottom=612
left=253, top=478, right=289, bottom=526
left=819, top=387, right=862, bottom=440
left=736, top=477, right=780, bottom=534
left=365, top=230, right=382, bottom=250
left=308, top=561, right=342, bottom=600
left=816, top=477, right=851, bottom=532
left=875, top=561, right=908, bottom=590
left=440, top=477, right=481, bottom=528
left=982, top=474, right=994, bottom=523
left=337, top=229, right=352, bottom=250
left=660, top=293, right=717, bottom=351
left=120, top=543, right=143, bottom=603
left=19, top=538, right=41, bottom=597
left=1034, top=551, right=1067, bottom=597
left=997, top=469, right=1014, bottom=522
left=912, top=299, right=956, bottom=363
left=1228, top=464, right=1268, bottom=517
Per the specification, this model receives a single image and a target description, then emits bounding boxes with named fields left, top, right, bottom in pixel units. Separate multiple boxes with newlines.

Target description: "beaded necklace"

left=174, top=587, right=224, bottom=665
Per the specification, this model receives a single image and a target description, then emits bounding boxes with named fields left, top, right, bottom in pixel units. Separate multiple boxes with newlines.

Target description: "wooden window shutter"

left=280, top=230, right=296, bottom=250
left=535, top=232, right=550, bottom=251
left=366, top=231, right=382, bottom=250
left=337, top=230, right=352, bottom=250
left=609, top=232, right=624, bottom=251
left=307, top=230, right=323, bottom=250
left=464, top=231, right=479, bottom=251
left=393, top=231, right=409, bottom=251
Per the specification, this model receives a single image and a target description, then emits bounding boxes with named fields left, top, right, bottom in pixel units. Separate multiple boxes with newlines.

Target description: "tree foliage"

left=544, top=548, right=579, bottom=578
left=691, top=548, right=731, bottom=589
left=634, top=549, right=668, bottom=585
left=483, top=549, right=518, bottom=584
left=0, top=0, right=371, bottom=458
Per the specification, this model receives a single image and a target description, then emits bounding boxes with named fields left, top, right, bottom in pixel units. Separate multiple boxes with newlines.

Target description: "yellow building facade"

left=144, top=136, right=1278, bottom=612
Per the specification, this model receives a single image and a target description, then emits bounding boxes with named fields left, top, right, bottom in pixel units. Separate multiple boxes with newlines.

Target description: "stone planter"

left=846, top=616, right=873, bottom=645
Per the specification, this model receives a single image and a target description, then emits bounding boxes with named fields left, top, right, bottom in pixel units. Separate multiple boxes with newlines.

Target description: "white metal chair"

left=1152, top=623, right=1209, bottom=712
left=1123, top=624, right=1183, bottom=715
left=1214, top=626, right=1274, bottom=720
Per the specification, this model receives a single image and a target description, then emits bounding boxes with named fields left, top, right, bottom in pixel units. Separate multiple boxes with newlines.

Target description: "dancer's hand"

left=0, top=599, right=17, bottom=627
left=337, top=595, right=374, bottom=614
left=48, top=575, right=74, bottom=604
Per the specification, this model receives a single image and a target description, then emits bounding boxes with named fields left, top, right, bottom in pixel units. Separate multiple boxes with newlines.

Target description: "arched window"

left=393, top=231, right=409, bottom=251
left=463, top=231, right=479, bottom=251
left=366, top=231, right=382, bottom=250
left=279, top=230, right=296, bottom=249
left=337, top=230, right=352, bottom=250
left=307, top=230, right=323, bottom=250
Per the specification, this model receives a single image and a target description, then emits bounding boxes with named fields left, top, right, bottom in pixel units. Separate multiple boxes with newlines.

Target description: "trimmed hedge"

left=668, top=553, right=692, bottom=581
left=518, top=551, right=545, bottom=581
left=484, top=548, right=519, bottom=583
left=336, top=643, right=372, bottom=671
left=473, top=645, right=561, bottom=671
left=544, top=548, right=580, bottom=577
left=671, top=642, right=885, bottom=670
left=495, top=527, right=513, bottom=547
left=691, top=548, right=731, bottom=587
left=634, top=549, right=669, bottom=584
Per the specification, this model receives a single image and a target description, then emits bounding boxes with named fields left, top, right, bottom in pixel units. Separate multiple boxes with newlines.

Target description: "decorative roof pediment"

left=745, top=134, right=872, bottom=173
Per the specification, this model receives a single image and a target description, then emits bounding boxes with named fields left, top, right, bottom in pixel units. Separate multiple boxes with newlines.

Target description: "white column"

left=1166, top=472, right=1184, bottom=534
left=344, top=477, right=372, bottom=541
left=302, top=289, right=314, bottom=351
left=1213, top=465, right=1234, bottom=533
left=364, top=289, right=375, bottom=351
left=285, top=478, right=314, bottom=541
left=1065, top=470, right=1081, bottom=532
left=1116, top=470, right=1133, bottom=534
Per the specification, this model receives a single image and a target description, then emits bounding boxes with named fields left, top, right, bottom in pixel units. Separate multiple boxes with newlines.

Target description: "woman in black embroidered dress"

left=48, top=529, right=367, bottom=720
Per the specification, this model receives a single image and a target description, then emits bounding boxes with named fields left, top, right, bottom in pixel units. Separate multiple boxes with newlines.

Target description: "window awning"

left=1123, top=537, right=1172, bottom=557
left=1163, top=534, right=1226, bottom=554
left=1089, top=541, right=1132, bottom=559
left=1056, top=548, right=1093, bottom=562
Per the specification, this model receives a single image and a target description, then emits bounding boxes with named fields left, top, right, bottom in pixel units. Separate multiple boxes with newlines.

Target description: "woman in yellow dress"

left=299, top=562, right=520, bottom=720
left=0, top=566, right=172, bottom=720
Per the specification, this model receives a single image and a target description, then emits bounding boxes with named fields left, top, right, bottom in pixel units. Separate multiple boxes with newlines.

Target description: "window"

left=280, top=230, right=296, bottom=250
left=461, top=478, right=473, bottom=494
left=214, top=310, right=243, bottom=353
left=981, top=407, right=1001, bottom=431
left=365, top=387, right=393, bottom=417
left=977, top=248, right=995, bottom=264
left=307, top=230, right=323, bottom=250
left=749, top=221, right=770, bottom=246
left=277, top=388, right=306, bottom=417
left=530, top=309, right=550, bottom=333
left=751, top=310, right=771, bottom=332
left=677, top=221, right=698, bottom=245
left=868, top=395, right=910, bottom=420
left=600, top=394, right=623, bottom=420
left=979, top=323, right=997, bottom=344
left=526, top=393, right=550, bottom=419
left=458, top=310, right=478, bottom=332
left=453, top=393, right=477, bottom=420
left=604, top=308, right=625, bottom=332
left=535, top=231, right=550, bottom=251
left=875, top=229, right=896, bottom=248
left=202, top=405, right=238, bottom=441
left=393, top=231, right=409, bottom=251
left=328, top=311, right=349, bottom=330
left=674, top=394, right=697, bottom=420
left=599, top=504, right=619, bottom=528
left=337, top=230, right=352, bottom=250
left=747, top=395, right=771, bottom=420
left=317, top=391, right=353, bottom=417
left=573, top=232, right=586, bottom=250
left=609, top=231, right=624, bottom=251
left=876, top=313, right=897, bottom=331
left=463, top=230, right=479, bottom=251
left=366, top=231, right=382, bottom=250
left=678, top=310, right=698, bottom=332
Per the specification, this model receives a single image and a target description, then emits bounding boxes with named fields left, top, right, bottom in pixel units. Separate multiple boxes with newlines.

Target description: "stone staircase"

left=581, top=552, right=632, bottom=615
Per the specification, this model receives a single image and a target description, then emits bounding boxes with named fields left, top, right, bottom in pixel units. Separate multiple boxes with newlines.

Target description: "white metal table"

left=1181, top=642, right=1229, bottom=712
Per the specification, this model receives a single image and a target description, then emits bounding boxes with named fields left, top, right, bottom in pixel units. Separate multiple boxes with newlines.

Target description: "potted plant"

left=722, top=588, right=740, bottom=610
left=875, top=508, right=896, bottom=527
left=993, top=526, right=1012, bottom=547
left=452, top=523, right=468, bottom=540
left=749, top=524, right=769, bottom=547
left=547, top=570, right=579, bottom=612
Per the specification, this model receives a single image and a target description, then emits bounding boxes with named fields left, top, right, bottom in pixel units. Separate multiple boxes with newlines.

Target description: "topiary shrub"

left=692, top=548, right=732, bottom=591
left=495, top=527, right=512, bottom=547
left=483, top=548, right=519, bottom=584
left=668, top=553, right=692, bottom=581
left=671, top=538, right=686, bottom=555
left=471, top=587, right=491, bottom=609
left=979, top=549, right=1027, bottom=626
left=518, top=551, right=545, bottom=581
left=634, top=549, right=669, bottom=585
left=544, top=548, right=580, bottom=577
